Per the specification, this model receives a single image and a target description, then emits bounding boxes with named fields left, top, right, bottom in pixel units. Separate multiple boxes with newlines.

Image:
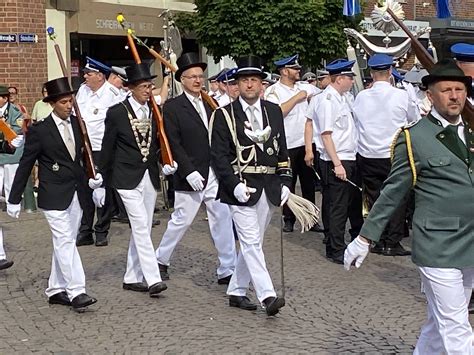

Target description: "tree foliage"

left=176, top=0, right=362, bottom=69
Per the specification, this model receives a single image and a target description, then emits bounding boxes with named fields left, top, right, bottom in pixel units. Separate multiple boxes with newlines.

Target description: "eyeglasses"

left=181, top=75, right=204, bottom=81
left=8, top=91, right=17, bottom=95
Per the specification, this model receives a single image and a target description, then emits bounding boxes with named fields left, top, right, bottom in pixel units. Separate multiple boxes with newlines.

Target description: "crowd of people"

left=0, top=40, right=473, bottom=351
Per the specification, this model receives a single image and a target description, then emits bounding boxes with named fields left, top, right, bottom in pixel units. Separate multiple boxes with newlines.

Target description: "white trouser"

left=43, top=192, right=86, bottom=300
left=227, top=191, right=276, bottom=303
left=0, top=164, right=19, bottom=261
left=414, top=266, right=474, bottom=355
left=118, top=170, right=162, bottom=287
left=0, top=227, right=5, bottom=260
left=156, top=168, right=236, bottom=278
left=0, top=163, right=19, bottom=200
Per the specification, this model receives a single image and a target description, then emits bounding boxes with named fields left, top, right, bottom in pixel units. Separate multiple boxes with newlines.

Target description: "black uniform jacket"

left=100, top=99, right=160, bottom=190
left=163, top=93, right=213, bottom=191
left=9, top=114, right=89, bottom=210
left=210, top=99, right=291, bottom=207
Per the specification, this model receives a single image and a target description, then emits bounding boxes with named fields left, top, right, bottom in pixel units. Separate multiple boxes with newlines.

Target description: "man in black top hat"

left=211, top=55, right=291, bottom=316
left=7, top=77, right=97, bottom=311
left=155, top=52, right=236, bottom=284
left=98, top=63, right=168, bottom=298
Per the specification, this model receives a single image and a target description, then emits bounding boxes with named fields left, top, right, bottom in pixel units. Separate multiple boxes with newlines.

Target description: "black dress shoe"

left=282, top=220, right=294, bottom=233
left=309, top=223, right=325, bottom=233
left=383, top=243, right=411, bottom=256
left=149, top=282, right=168, bottom=297
left=263, top=296, right=285, bottom=316
left=48, top=291, right=71, bottom=306
left=158, top=263, right=170, bottom=280
left=111, top=215, right=129, bottom=223
left=0, top=259, right=13, bottom=270
left=95, top=235, right=108, bottom=247
left=71, top=293, right=97, bottom=310
left=370, top=242, right=386, bottom=255
left=328, top=254, right=344, bottom=265
left=76, top=234, right=94, bottom=246
left=217, top=274, right=232, bottom=285
left=123, top=282, right=148, bottom=292
left=229, top=295, right=257, bottom=311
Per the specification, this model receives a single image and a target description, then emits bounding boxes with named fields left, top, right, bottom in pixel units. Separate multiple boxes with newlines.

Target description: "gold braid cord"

left=390, top=128, right=417, bottom=187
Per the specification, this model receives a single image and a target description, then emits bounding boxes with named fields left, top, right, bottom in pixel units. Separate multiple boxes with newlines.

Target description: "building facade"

left=1, top=0, right=195, bottom=110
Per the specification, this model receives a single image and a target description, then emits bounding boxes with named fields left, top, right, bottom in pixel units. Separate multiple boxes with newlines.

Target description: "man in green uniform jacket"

left=344, top=59, right=474, bottom=354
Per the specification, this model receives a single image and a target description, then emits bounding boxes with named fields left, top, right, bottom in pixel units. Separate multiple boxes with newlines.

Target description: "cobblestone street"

left=0, top=194, right=472, bottom=354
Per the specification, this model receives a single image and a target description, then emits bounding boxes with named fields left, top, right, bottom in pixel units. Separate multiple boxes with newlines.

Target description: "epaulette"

left=390, top=122, right=418, bottom=187
left=109, top=86, right=119, bottom=96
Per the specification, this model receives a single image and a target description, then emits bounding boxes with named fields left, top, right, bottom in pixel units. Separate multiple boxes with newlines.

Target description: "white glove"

left=344, top=236, right=371, bottom=271
left=92, top=188, right=106, bottom=208
left=162, top=161, right=178, bottom=176
left=186, top=171, right=205, bottom=191
left=88, top=173, right=103, bottom=189
left=7, top=203, right=21, bottom=219
left=233, top=182, right=257, bottom=203
left=10, top=135, right=24, bottom=148
left=280, top=185, right=291, bottom=206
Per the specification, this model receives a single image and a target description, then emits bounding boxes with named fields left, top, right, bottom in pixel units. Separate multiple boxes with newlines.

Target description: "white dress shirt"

left=51, top=112, right=76, bottom=148
left=431, top=107, right=466, bottom=145
left=128, top=95, right=150, bottom=119
left=239, top=96, right=264, bottom=129
left=184, top=91, right=208, bottom=129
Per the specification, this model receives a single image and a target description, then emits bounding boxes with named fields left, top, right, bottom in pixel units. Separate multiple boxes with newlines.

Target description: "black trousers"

left=357, top=154, right=407, bottom=247
left=283, top=145, right=317, bottom=224
left=319, top=159, right=363, bottom=258
left=79, top=150, right=114, bottom=238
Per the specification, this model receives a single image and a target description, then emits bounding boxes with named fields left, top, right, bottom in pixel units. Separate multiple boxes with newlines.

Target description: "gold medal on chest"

left=93, top=108, right=99, bottom=115
left=52, top=162, right=59, bottom=171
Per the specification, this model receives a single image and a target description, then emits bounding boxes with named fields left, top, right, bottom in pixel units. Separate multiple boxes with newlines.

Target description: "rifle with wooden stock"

left=46, top=27, right=96, bottom=178
left=386, top=8, right=474, bottom=127
left=116, top=14, right=218, bottom=111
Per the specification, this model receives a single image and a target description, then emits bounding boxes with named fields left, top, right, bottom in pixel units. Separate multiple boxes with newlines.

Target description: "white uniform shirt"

left=306, top=90, right=325, bottom=153
left=217, top=93, right=231, bottom=108
left=318, top=85, right=357, bottom=161
left=353, top=81, right=418, bottom=159
left=76, top=81, right=123, bottom=151
left=265, top=81, right=317, bottom=149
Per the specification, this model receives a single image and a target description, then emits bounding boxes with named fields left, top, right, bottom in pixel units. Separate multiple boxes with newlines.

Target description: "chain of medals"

left=121, top=102, right=152, bottom=162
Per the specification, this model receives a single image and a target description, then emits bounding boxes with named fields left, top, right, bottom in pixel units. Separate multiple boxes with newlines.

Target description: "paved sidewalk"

left=0, top=199, right=472, bottom=354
